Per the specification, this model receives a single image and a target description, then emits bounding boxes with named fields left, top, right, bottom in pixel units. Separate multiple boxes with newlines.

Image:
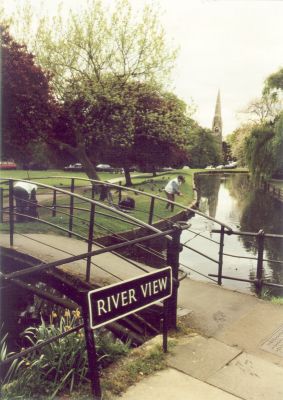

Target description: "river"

left=181, top=173, right=283, bottom=296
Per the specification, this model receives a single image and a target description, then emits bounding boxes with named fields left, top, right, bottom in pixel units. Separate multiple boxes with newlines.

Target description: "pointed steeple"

left=212, top=90, right=222, bottom=144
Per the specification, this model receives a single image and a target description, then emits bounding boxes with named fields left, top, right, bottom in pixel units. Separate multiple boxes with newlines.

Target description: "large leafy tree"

left=227, top=123, right=255, bottom=166
left=186, top=123, right=221, bottom=168
left=243, top=67, right=283, bottom=181
left=56, top=80, right=189, bottom=185
left=4, top=0, right=177, bottom=180
left=264, top=67, right=283, bottom=92
left=1, top=25, right=54, bottom=163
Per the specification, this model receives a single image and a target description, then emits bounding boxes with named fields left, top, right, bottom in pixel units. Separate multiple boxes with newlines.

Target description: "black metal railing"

left=209, top=228, right=283, bottom=295
left=1, top=175, right=282, bottom=399
left=1, top=176, right=282, bottom=297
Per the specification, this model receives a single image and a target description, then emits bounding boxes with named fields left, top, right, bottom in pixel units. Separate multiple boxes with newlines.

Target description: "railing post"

left=86, top=203, right=95, bottom=282
left=256, top=229, right=265, bottom=296
left=148, top=197, right=155, bottom=225
left=52, top=189, right=57, bottom=217
left=81, top=298, right=102, bottom=400
left=8, top=180, right=14, bottom=246
left=68, top=178, right=75, bottom=237
left=0, top=188, right=3, bottom=223
left=91, top=184, right=96, bottom=200
left=166, top=223, right=182, bottom=330
left=118, top=181, right=122, bottom=203
left=217, top=225, right=225, bottom=285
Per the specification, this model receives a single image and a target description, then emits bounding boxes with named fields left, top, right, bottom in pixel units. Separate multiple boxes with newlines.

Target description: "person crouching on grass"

left=164, top=175, right=185, bottom=212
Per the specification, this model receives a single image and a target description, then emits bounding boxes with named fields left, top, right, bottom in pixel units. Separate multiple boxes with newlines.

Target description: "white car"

left=64, top=163, right=83, bottom=171
left=224, top=161, right=238, bottom=169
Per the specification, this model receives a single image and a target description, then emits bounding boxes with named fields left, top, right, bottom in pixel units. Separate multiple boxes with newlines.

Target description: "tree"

left=264, top=67, right=283, bottom=92
left=186, top=124, right=221, bottom=168
left=242, top=66, right=283, bottom=181
left=1, top=25, right=54, bottom=163
left=4, top=0, right=177, bottom=180
left=64, top=81, right=189, bottom=186
left=239, top=93, right=282, bottom=125
left=222, top=141, right=232, bottom=165
left=244, top=123, right=276, bottom=181
left=226, top=123, right=255, bottom=166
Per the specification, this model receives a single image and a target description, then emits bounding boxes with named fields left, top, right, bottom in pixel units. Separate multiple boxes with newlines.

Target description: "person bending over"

left=14, top=181, right=38, bottom=222
left=164, top=175, right=185, bottom=212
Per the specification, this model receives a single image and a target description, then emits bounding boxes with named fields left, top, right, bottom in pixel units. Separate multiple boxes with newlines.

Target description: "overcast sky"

left=5, top=0, right=283, bottom=136
left=158, top=0, right=283, bottom=135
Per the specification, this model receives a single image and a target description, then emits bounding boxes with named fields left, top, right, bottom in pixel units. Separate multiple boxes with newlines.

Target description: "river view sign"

left=87, top=267, right=172, bottom=329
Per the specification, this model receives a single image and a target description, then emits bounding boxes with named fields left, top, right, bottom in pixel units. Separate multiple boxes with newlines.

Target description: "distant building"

left=212, top=90, right=223, bottom=147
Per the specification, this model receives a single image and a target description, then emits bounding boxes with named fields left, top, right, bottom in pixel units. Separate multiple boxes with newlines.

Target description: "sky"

left=4, top=0, right=283, bottom=136
left=158, top=0, right=283, bottom=136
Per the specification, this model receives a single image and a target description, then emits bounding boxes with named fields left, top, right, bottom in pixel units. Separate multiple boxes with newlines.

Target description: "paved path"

left=117, top=279, right=283, bottom=400
left=0, top=233, right=152, bottom=285
left=1, top=234, right=283, bottom=399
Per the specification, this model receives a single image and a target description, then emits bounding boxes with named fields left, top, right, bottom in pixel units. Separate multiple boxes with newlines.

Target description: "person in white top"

left=14, top=181, right=38, bottom=222
left=164, top=175, right=185, bottom=211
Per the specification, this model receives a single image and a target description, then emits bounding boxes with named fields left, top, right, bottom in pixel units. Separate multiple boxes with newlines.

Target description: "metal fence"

left=0, top=175, right=282, bottom=398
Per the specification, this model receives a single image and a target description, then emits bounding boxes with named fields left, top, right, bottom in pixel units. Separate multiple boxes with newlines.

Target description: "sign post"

left=84, top=266, right=172, bottom=399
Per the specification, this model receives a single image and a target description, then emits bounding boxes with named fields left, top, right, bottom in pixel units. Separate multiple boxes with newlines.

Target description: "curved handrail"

left=4, top=175, right=232, bottom=231
left=1, top=178, right=165, bottom=235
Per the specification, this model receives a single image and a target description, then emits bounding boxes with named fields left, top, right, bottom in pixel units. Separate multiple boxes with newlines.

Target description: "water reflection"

left=181, top=173, right=283, bottom=296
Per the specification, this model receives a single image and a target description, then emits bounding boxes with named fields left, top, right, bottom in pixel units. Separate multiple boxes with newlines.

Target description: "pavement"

left=1, top=234, right=283, bottom=400
left=116, top=279, right=283, bottom=400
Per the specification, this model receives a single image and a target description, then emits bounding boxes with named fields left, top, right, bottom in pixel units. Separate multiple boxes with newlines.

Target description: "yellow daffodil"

left=72, top=309, right=81, bottom=319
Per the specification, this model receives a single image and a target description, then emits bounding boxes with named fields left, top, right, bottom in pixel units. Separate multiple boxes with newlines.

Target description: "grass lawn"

left=0, top=169, right=124, bottom=188
left=0, top=169, right=196, bottom=239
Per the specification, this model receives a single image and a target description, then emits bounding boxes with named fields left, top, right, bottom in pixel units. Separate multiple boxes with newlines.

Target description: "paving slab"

left=167, top=335, right=241, bottom=381
left=207, top=352, right=283, bottom=400
left=215, top=302, right=283, bottom=366
left=178, top=278, right=260, bottom=337
left=115, top=368, right=241, bottom=400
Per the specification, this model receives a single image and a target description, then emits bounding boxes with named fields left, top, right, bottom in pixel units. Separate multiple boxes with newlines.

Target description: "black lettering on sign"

left=87, top=267, right=172, bottom=329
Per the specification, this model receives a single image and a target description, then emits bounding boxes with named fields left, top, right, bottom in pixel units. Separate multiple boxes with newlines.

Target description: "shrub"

left=1, top=310, right=130, bottom=399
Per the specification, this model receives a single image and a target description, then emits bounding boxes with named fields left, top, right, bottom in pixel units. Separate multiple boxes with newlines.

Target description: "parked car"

left=96, top=164, right=124, bottom=173
left=158, top=167, right=173, bottom=172
left=216, top=165, right=224, bottom=169
left=223, top=161, right=238, bottom=169
left=205, top=165, right=214, bottom=170
left=64, top=163, right=84, bottom=171
left=96, top=164, right=115, bottom=172
left=0, top=161, right=17, bottom=170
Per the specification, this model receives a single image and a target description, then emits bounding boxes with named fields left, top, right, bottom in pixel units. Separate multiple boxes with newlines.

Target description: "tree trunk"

left=124, top=166, right=132, bottom=186
left=48, top=137, right=100, bottom=181
left=76, top=146, right=100, bottom=181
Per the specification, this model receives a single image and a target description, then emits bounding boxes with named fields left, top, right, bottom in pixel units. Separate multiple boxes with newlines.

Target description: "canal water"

left=181, top=173, right=283, bottom=296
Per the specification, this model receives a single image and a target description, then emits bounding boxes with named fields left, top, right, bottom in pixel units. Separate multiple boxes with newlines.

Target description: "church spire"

left=212, top=90, right=222, bottom=144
